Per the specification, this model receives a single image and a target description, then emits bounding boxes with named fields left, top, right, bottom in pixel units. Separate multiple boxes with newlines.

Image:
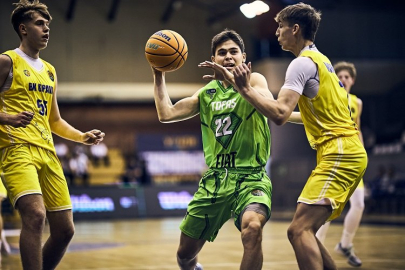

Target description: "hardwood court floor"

left=2, top=218, right=405, bottom=270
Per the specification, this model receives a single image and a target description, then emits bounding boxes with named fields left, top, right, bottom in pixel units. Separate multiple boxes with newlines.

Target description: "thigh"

left=299, top=136, right=367, bottom=221
left=234, top=171, right=272, bottom=231
left=180, top=170, right=233, bottom=242
left=36, top=148, right=72, bottom=211
left=0, top=144, right=42, bottom=207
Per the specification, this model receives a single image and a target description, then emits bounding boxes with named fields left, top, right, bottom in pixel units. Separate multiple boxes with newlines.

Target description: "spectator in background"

left=55, top=141, right=73, bottom=185
left=90, top=142, right=110, bottom=167
left=69, top=147, right=90, bottom=187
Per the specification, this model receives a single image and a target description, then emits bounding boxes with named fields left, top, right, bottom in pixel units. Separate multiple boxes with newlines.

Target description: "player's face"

left=212, top=40, right=246, bottom=71
left=275, top=20, right=295, bottom=52
left=21, top=12, right=50, bottom=50
left=337, top=70, right=355, bottom=92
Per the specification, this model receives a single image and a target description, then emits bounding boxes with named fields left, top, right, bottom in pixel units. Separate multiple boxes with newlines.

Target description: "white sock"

left=316, top=221, right=331, bottom=244
left=340, top=188, right=365, bottom=248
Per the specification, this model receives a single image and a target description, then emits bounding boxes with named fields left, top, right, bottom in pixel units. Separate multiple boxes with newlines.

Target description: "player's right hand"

left=8, top=111, right=34, bottom=128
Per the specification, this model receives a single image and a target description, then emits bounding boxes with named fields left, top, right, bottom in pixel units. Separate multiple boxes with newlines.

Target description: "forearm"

left=153, top=73, right=175, bottom=122
left=240, top=87, right=292, bottom=125
left=51, top=118, right=83, bottom=143
left=287, top=111, right=303, bottom=124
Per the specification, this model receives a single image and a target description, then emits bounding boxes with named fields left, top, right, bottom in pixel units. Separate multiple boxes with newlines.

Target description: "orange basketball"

left=145, top=30, right=188, bottom=72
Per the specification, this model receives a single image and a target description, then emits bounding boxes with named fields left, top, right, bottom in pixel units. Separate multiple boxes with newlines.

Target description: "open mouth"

left=224, top=63, right=235, bottom=70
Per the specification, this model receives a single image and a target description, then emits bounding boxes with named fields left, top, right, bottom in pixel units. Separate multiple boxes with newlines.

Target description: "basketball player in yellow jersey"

left=316, top=62, right=365, bottom=267
left=203, top=3, right=367, bottom=270
left=0, top=1, right=105, bottom=269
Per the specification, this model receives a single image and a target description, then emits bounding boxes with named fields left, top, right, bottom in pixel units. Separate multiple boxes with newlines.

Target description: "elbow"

left=157, top=114, right=174, bottom=123
left=273, top=117, right=288, bottom=126
left=271, top=112, right=289, bottom=126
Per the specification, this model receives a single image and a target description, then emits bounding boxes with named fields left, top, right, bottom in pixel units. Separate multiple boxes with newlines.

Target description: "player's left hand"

left=81, top=129, right=105, bottom=145
left=233, top=62, right=252, bottom=94
left=198, top=61, right=234, bottom=83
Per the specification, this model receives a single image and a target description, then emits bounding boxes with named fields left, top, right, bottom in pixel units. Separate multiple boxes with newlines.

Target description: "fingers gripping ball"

left=145, top=30, right=188, bottom=72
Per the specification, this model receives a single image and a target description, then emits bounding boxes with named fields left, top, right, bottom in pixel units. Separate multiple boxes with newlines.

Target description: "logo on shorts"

left=251, top=190, right=264, bottom=196
left=24, top=70, right=31, bottom=77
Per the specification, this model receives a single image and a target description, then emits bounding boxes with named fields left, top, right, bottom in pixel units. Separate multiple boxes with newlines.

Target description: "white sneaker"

left=335, top=242, right=362, bottom=267
left=195, top=262, right=203, bottom=270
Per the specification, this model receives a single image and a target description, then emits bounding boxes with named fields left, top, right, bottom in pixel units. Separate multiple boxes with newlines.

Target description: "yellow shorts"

left=298, top=135, right=367, bottom=221
left=0, top=180, right=7, bottom=198
left=0, top=144, right=72, bottom=211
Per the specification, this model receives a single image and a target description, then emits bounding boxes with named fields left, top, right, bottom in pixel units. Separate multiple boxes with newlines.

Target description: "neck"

left=293, top=39, right=314, bottom=57
left=19, top=44, right=40, bottom=59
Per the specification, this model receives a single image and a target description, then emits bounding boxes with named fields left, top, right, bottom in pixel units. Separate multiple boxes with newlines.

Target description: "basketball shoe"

left=335, top=242, right=362, bottom=267
left=195, top=262, right=203, bottom=270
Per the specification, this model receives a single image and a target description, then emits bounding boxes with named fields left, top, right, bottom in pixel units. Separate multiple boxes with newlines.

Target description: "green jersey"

left=199, top=80, right=271, bottom=169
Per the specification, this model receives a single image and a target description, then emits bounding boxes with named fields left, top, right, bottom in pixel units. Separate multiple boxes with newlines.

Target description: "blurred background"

left=0, top=0, right=405, bottom=222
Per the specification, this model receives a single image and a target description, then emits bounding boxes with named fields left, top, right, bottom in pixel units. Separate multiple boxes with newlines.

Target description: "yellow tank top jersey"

left=348, top=93, right=359, bottom=124
left=298, top=50, right=358, bottom=149
left=0, top=50, right=56, bottom=152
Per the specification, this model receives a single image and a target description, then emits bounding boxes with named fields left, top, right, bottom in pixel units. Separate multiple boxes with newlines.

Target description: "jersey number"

left=37, top=99, right=48, bottom=116
left=215, top=116, right=233, bottom=137
left=210, top=113, right=242, bottom=149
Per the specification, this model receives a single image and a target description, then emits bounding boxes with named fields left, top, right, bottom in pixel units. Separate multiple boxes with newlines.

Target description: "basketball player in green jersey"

left=316, top=62, right=365, bottom=267
left=201, top=3, right=367, bottom=270
left=151, top=29, right=273, bottom=270
left=0, top=1, right=105, bottom=269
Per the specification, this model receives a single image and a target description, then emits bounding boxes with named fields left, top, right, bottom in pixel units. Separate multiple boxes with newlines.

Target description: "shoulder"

left=0, top=54, right=12, bottom=76
left=286, top=57, right=317, bottom=78
left=357, top=97, right=363, bottom=109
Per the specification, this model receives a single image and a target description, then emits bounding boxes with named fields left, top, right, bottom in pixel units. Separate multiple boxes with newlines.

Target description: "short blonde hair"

left=275, top=2, right=321, bottom=41
left=334, top=61, right=357, bottom=79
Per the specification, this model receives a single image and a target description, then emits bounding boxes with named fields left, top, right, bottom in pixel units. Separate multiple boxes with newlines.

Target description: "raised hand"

left=233, top=62, right=252, bottom=94
left=81, top=129, right=105, bottom=145
left=198, top=61, right=234, bottom=84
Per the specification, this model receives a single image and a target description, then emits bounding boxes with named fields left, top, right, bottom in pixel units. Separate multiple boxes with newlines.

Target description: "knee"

left=241, top=220, right=263, bottom=247
left=177, top=248, right=197, bottom=263
left=53, top=223, right=75, bottom=244
left=22, top=209, right=46, bottom=232
left=287, top=223, right=303, bottom=243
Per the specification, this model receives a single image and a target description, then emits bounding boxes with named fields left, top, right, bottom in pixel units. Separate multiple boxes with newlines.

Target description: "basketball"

left=145, top=30, right=188, bottom=72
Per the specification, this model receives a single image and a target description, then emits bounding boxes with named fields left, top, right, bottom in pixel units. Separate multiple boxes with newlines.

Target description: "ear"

left=292, top=24, right=300, bottom=35
left=242, top=52, right=247, bottom=63
left=211, top=55, right=215, bottom=62
left=19, top=24, right=27, bottom=36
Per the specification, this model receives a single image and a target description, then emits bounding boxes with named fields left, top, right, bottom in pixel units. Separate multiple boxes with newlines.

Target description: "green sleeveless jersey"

left=199, top=80, right=271, bottom=169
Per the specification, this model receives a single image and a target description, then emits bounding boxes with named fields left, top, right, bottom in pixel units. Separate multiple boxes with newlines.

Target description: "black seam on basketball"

left=168, top=30, right=180, bottom=51
left=158, top=53, right=183, bottom=69
left=145, top=51, right=177, bottom=56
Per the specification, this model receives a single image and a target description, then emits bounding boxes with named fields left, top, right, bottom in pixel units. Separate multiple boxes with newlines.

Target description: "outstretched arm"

left=49, top=79, right=105, bottom=145
left=287, top=111, right=303, bottom=124
left=233, top=63, right=300, bottom=125
left=152, top=68, right=199, bottom=123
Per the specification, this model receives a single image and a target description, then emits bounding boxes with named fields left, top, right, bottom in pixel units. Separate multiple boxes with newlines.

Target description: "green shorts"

left=180, top=167, right=272, bottom=242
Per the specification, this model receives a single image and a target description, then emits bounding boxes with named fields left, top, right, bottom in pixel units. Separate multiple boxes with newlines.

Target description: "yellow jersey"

left=348, top=93, right=359, bottom=125
left=0, top=50, right=56, bottom=152
left=298, top=50, right=358, bottom=149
